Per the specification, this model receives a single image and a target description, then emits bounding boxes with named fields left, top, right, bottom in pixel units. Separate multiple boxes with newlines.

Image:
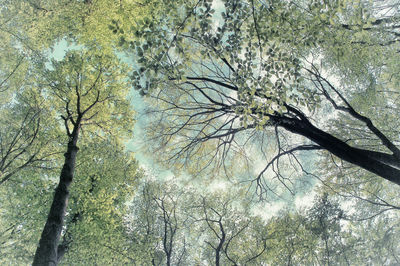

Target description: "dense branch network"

left=133, top=0, right=400, bottom=193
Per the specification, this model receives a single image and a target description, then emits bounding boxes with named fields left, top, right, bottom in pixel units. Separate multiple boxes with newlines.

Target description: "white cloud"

left=252, top=201, right=286, bottom=221
left=294, top=190, right=316, bottom=209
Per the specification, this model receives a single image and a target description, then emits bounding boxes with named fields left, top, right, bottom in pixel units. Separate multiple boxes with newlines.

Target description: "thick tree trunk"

left=33, top=127, right=80, bottom=266
left=277, top=116, right=400, bottom=185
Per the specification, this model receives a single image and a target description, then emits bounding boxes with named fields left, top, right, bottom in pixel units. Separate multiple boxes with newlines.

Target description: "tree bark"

left=33, top=126, right=80, bottom=266
left=275, top=116, right=400, bottom=185
left=215, top=222, right=225, bottom=266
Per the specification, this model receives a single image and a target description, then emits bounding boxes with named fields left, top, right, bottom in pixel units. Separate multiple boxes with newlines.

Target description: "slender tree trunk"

left=166, top=254, right=171, bottom=266
left=215, top=230, right=224, bottom=266
left=277, top=116, right=400, bottom=185
left=33, top=126, right=80, bottom=265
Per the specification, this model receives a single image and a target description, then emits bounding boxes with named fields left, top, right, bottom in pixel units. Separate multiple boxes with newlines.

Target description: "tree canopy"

left=0, top=0, right=400, bottom=264
left=129, top=0, right=400, bottom=192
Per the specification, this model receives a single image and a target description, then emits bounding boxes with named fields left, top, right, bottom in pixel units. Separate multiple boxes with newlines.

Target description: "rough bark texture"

left=33, top=127, right=79, bottom=266
left=275, top=116, right=400, bottom=185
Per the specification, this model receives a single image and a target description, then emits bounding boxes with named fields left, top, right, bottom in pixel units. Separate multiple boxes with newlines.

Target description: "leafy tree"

left=186, top=190, right=269, bottom=266
left=128, top=0, right=400, bottom=194
left=127, top=180, right=192, bottom=265
left=1, top=0, right=157, bottom=263
left=32, top=48, right=134, bottom=265
left=304, top=193, right=346, bottom=265
left=0, top=138, right=140, bottom=264
left=0, top=5, right=62, bottom=185
left=58, top=139, right=140, bottom=264
left=0, top=46, right=140, bottom=263
left=264, top=192, right=400, bottom=265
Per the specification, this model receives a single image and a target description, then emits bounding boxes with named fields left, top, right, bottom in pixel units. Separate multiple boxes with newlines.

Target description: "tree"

left=187, top=190, right=269, bottom=265
left=1, top=0, right=158, bottom=263
left=0, top=138, right=140, bottom=264
left=127, top=180, right=192, bottom=265
left=263, top=192, right=400, bottom=265
left=57, top=139, right=140, bottom=264
left=304, top=193, right=346, bottom=265
left=0, top=7, right=62, bottom=186
left=0, top=64, right=61, bottom=185
left=128, top=0, right=400, bottom=194
left=32, top=48, right=134, bottom=265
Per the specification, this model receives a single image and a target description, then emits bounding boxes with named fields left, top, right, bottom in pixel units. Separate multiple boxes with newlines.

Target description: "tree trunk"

left=215, top=229, right=224, bottom=266
left=277, top=116, right=400, bottom=185
left=33, top=127, right=80, bottom=265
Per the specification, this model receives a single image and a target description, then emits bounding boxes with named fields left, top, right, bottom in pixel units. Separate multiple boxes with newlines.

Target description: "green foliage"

left=42, top=47, right=134, bottom=141
left=127, top=180, right=193, bottom=265
left=1, top=25, right=138, bottom=264
left=0, top=136, right=141, bottom=263
left=60, top=138, right=141, bottom=264
left=127, top=0, right=400, bottom=191
left=1, top=0, right=400, bottom=264
left=0, top=170, right=56, bottom=264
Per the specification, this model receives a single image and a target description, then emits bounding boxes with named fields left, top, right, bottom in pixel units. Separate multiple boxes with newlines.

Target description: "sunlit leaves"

left=42, top=48, right=134, bottom=141
left=60, top=138, right=140, bottom=264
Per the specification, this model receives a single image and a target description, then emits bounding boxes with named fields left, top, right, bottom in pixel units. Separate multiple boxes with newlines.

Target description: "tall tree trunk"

left=277, top=116, right=400, bottom=185
left=33, top=126, right=80, bottom=265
